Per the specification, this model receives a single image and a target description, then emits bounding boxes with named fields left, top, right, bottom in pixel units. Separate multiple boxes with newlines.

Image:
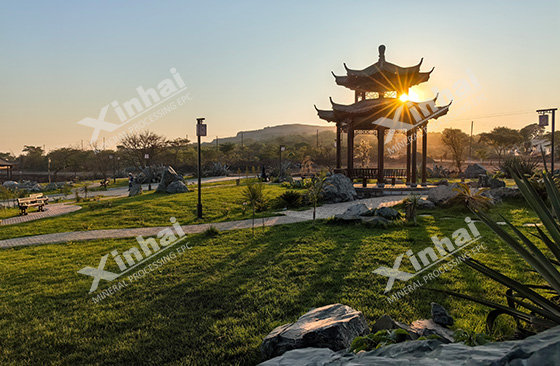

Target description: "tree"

left=441, top=128, right=469, bottom=172
left=306, top=171, right=326, bottom=225
left=479, top=127, right=523, bottom=164
left=119, top=130, right=168, bottom=169
left=519, top=123, right=545, bottom=153
left=355, top=139, right=372, bottom=168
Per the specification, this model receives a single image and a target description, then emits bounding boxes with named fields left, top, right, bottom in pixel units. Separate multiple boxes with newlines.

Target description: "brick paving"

left=0, top=196, right=408, bottom=249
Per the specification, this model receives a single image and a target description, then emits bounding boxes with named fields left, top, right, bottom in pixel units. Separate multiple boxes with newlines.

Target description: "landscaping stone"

left=260, top=303, right=369, bottom=360
left=434, top=180, right=449, bottom=186
left=410, top=319, right=454, bottom=343
left=487, top=187, right=521, bottom=200
left=417, top=199, right=435, bottom=209
left=2, top=181, right=18, bottom=189
left=374, top=207, right=401, bottom=220
left=361, top=216, right=390, bottom=228
left=427, top=183, right=460, bottom=205
left=259, top=325, right=560, bottom=366
left=430, top=303, right=453, bottom=327
left=156, top=166, right=190, bottom=193
left=165, top=180, right=189, bottom=193
left=478, top=175, right=506, bottom=189
left=128, top=184, right=142, bottom=197
left=323, top=174, right=357, bottom=203
left=338, top=203, right=370, bottom=219
left=464, top=164, right=487, bottom=178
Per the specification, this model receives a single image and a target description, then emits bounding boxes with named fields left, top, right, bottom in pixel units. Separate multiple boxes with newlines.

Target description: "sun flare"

left=399, top=93, right=409, bottom=102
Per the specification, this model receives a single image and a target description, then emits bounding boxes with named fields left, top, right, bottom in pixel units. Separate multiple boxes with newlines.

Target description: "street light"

left=144, top=153, right=151, bottom=190
left=109, top=154, right=115, bottom=183
left=537, top=108, right=558, bottom=173
left=196, top=118, right=207, bottom=219
left=279, top=145, right=286, bottom=177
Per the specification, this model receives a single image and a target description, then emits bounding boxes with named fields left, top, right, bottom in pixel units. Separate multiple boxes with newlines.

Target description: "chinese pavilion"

left=315, top=45, right=451, bottom=187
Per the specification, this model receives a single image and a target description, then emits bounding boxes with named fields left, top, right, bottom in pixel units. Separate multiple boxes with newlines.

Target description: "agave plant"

left=432, top=170, right=560, bottom=333
left=448, top=182, right=493, bottom=210
left=404, top=194, right=421, bottom=225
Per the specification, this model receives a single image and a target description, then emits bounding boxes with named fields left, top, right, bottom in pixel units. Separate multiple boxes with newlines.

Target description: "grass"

left=0, top=198, right=548, bottom=365
left=0, top=183, right=288, bottom=240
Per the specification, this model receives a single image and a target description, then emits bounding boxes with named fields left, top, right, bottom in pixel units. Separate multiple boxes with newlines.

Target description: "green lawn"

left=0, top=199, right=548, bottom=365
left=0, top=183, right=288, bottom=240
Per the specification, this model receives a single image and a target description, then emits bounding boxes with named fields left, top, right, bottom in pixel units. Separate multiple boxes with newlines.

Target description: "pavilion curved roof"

left=331, top=45, right=433, bottom=93
left=315, top=95, right=451, bottom=130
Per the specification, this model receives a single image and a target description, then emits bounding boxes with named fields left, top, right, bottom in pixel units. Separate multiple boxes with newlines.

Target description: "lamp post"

left=144, top=153, right=151, bottom=190
left=196, top=118, right=207, bottom=219
left=537, top=108, right=558, bottom=173
left=117, top=156, right=120, bottom=181
left=48, top=157, right=51, bottom=184
left=279, top=145, right=285, bottom=177
left=109, top=155, right=115, bottom=183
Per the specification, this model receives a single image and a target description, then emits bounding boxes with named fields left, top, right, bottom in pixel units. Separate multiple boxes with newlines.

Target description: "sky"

left=1, top=0, right=559, bottom=155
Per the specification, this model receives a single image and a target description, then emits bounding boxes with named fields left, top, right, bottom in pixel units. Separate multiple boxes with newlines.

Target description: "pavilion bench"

left=17, top=193, right=49, bottom=215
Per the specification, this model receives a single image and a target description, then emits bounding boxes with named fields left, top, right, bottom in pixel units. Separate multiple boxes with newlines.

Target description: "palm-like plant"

left=432, top=170, right=560, bottom=333
left=448, top=182, right=492, bottom=210
left=241, top=182, right=267, bottom=235
left=404, top=194, right=421, bottom=225
left=305, top=172, right=326, bottom=225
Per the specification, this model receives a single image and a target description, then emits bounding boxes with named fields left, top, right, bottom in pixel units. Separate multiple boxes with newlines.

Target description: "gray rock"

left=156, top=166, right=188, bottom=193
left=165, top=180, right=190, bottom=194
left=129, top=184, right=142, bottom=197
left=375, top=207, right=401, bottom=220
left=488, top=187, right=521, bottom=200
left=410, top=319, right=454, bottom=343
left=260, top=304, right=369, bottom=360
left=361, top=216, right=390, bottom=228
left=342, top=203, right=370, bottom=218
left=259, top=325, right=560, bottom=366
left=478, top=175, right=506, bottom=189
left=323, top=174, right=357, bottom=203
left=2, top=181, right=18, bottom=189
left=417, top=199, right=435, bottom=209
left=464, top=164, right=487, bottom=178
left=434, top=180, right=449, bottom=186
left=427, top=183, right=460, bottom=205
left=430, top=303, right=454, bottom=326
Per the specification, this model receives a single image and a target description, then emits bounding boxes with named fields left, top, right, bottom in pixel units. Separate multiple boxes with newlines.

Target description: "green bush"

left=500, top=156, right=538, bottom=178
left=277, top=190, right=303, bottom=209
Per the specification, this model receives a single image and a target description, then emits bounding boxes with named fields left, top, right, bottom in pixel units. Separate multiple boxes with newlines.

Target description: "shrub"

left=277, top=190, right=303, bottom=209
left=500, top=156, right=538, bottom=178
left=448, top=183, right=492, bottom=210
left=203, top=225, right=220, bottom=237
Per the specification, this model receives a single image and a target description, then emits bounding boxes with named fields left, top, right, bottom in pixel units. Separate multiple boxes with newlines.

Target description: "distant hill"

left=205, top=124, right=335, bottom=145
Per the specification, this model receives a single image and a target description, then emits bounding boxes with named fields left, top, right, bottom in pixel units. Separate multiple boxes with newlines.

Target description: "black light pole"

left=279, top=145, right=285, bottom=177
left=109, top=154, right=115, bottom=183
left=537, top=108, right=558, bottom=173
left=145, top=153, right=151, bottom=190
left=196, top=118, right=207, bottom=219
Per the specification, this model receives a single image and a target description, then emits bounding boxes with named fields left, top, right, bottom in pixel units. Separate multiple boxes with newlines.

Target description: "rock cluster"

left=322, top=174, right=357, bottom=203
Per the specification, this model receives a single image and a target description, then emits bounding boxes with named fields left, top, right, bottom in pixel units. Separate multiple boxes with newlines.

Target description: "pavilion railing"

left=347, top=168, right=407, bottom=180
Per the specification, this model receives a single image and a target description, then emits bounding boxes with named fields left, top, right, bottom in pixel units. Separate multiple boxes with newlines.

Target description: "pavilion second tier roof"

left=315, top=95, right=451, bottom=131
left=332, top=45, right=433, bottom=93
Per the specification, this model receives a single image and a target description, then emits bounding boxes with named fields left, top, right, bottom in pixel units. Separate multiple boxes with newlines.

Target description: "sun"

left=399, top=90, right=421, bottom=102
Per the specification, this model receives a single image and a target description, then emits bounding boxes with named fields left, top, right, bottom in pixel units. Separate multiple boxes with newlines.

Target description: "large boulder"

left=478, top=175, right=506, bottom=189
left=165, top=180, right=189, bottom=194
left=129, top=184, right=142, bottom=197
left=156, top=166, right=190, bottom=194
left=261, top=304, right=369, bottom=360
left=375, top=207, right=401, bottom=220
left=464, top=164, right=487, bottom=178
left=427, top=183, right=460, bottom=205
left=417, top=199, right=436, bottom=210
left=323, top=174, right=357, bottom=203
left=2, top=181, right=18, bottom=189
left=333, top=203, right=370, bottom=221
left=259, top=325, right=560, bottom=366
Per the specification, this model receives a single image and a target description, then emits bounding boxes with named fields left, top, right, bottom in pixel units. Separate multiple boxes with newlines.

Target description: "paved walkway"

left=0, top=195, right=407, bottom=249
left=0, top=203, right=82, bottom=226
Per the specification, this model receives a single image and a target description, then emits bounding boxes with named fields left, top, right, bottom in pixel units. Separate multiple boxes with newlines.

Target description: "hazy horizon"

left=1, top=0, right=559, bottom=155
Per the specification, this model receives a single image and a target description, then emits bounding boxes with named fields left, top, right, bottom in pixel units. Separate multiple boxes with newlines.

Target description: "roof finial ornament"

left=378, top=44, right=386, bottom=63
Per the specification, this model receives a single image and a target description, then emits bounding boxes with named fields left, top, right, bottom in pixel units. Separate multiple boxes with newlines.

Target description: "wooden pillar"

left=411, top=128, right=418, bottom=187
left=421, top=124, right=428, bottom=186
left=336, top=124, right=342, bottom=170
left=406, top=130, right=412, bottom=185
left=347, top=124, right=354, bottom=178
left=377, top=128, right=385, bottom=187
